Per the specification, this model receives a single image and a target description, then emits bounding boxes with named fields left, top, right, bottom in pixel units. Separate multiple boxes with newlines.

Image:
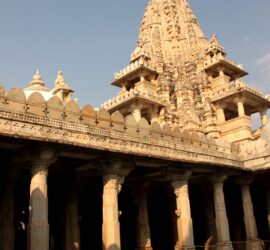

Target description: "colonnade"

left=0, top=151, right=269, bottom=250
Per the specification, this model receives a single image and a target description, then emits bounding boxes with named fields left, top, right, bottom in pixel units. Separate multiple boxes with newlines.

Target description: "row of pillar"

left=0, top=155, right=269, bottom=250
left=216, top=100, right=268, bottom=127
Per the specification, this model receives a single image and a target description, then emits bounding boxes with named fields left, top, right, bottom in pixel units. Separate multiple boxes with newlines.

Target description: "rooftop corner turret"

left=52, top=71, right=74, bottom=103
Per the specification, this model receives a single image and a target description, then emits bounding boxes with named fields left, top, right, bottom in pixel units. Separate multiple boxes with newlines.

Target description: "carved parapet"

left=96, top=108, right=111, bottom=129
left=101, top=88, right=164, bottom=111
left=81, top=104, right=96, bottom=126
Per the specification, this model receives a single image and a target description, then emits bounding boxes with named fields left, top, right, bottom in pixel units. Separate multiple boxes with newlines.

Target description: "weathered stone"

left=65, top=100, right=81, bottom=123
left=27, top=92, right=46, bottom=117
left=81, top=104, right=96, bottom=126
left=47, top=96, right=64, bottom=120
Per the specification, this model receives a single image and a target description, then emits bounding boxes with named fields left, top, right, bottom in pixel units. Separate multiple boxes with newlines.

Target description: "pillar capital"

left=101, top=158, right=135, bottom=176
left=209, top=172, right=227, bottom=185
left=103, top=174, right=125, bottom=193
left=27, top=147, right=57, bottom=175
left=235, top=176, right=254, bottom=187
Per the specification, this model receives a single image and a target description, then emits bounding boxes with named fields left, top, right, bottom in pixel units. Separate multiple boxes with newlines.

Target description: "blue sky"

left=0, top=0, right=269, bottom=108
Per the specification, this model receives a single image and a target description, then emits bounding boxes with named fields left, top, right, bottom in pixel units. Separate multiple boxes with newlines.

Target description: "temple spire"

left=137, top=0, right=208, bottom=69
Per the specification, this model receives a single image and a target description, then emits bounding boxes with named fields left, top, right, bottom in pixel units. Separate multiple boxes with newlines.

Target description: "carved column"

left=0, top=174, right=15, bottom=250
left=102, top=160, right=134, bottom=250
left=260, top=108, right=268, bottom=127
left=210, top=174, right=232, bottom=250
left=28, top=149, right=55, bottom=250
left=237, top=178, right=262, bottom=250
left=65, top=177, right=80, bottom=250
left=202, top=185, right=217, bottom=247
left=102, top=173, right=124, bottom=250
left=135, top=189, right=152, bottom=250
left=216, top=106, right=225, bottom=124
left=236, top=100, right=245, bottom=116
left=170, top=171, right=195, bottom=250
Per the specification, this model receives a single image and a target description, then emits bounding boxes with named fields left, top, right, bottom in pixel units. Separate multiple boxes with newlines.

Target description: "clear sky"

left=0, top=0, right=269, bottom=108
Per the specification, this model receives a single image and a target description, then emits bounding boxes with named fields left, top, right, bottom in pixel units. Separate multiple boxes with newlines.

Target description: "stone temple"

left=0, top=0, right=269, bottom=250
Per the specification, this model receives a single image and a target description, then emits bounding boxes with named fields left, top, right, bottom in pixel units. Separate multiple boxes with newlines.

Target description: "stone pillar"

left=65, top=177, right=80, bottom=250
left=237, top=178, right=262, bottom=250
left=170, top=171, right=195, bottom=250
left=135, top=189, right=152, bottom=250
left=0, top=175, right=15, bottom=250
left=133, top=108, right=142, bottom=122
left=28, top=149, right=55, bottom=250
left=237, top=101, right=245, bottom=116
left=216, top=106, right=226, bottom=124
left=210, top=174, right=232, bottom=250
left=102, top=173, right=124, bottom=250
left=202, top=185, right=217, bottom=247
left=260, top=109, right=268, bottom=127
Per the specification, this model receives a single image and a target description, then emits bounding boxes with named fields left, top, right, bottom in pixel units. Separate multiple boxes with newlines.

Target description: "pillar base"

left=174, top=243, right=195, bottom=250
left=216, top=241, right=233, bottom=250
left=246, top=237, right=264, bottom=250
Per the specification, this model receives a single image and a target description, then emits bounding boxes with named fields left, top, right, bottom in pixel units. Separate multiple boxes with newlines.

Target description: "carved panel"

left=111, top=111, right=125, bottom=131
left=97, top=108, right=111, bottom=129
left=125, top=114, right=138, bottom=135
left=6, top=88, right=26, bottom=113
left=138, top=117, right=150, bottom=136
left=65, top=100, right=81, bottom=123
left=27, top=92, right=46, bottom=117
left=47, top=96, right=64, bottom=120
left=81, top=105, right=96, bottom=126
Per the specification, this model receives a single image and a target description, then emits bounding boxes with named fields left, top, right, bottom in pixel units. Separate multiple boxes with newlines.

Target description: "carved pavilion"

left=0, top=1, right=269, bottom=250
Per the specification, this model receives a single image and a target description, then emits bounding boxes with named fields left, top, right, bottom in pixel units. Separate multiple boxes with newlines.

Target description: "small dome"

left=24, top=70, right=54, bottom=101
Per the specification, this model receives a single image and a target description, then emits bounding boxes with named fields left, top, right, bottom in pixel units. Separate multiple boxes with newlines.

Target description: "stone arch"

left=47, top=96, right=64, bottom=120
left=81, top=105, right=96, bottom=126
left=6, top=88, right=26, bottom=112
left=111, top=111, right=125, bottom=131
left=65, top=100, right=81, bottom=123
left=125, top=114, right=138, bottom=134
left=96, top=108, right=111, bottom=129
left=27, top=92, right=46, bottom=116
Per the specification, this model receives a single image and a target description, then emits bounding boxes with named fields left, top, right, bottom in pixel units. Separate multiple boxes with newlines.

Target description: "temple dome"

left=24, top=70, right=54, bottom=101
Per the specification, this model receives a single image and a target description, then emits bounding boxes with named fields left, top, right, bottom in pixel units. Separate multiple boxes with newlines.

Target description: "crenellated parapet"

left=0, top=84, right=249, bottom=169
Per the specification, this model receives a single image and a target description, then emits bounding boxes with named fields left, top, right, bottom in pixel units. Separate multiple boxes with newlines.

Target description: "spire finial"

left=30, top=70, right=45, bottom=86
